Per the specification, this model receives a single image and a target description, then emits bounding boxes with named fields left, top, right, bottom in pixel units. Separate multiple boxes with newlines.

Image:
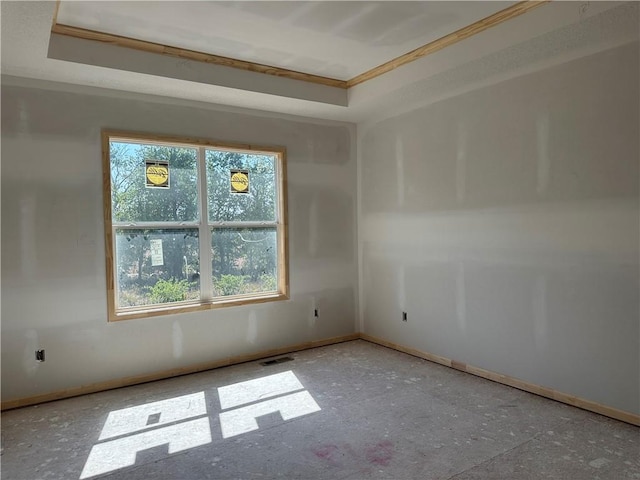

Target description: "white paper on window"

left=150, top=239, right=164, bottom=266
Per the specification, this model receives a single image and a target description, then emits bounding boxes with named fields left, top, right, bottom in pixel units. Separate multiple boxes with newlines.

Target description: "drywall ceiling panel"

left=56, top=1, right=517, bottom=79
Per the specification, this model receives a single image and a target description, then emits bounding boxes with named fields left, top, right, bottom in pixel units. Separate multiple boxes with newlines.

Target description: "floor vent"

left=260, top=356, right=294, bottom=366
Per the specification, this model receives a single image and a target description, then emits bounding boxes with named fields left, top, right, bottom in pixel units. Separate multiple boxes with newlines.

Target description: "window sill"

left=109, top=293, right=289, bottom=322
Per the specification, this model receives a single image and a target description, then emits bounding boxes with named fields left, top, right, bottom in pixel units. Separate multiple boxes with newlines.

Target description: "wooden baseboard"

left=360, top=333, right=640, bottom=427
left=5, top=331, right=638, bottom=428
left=0, top=333, right=359, bottom=411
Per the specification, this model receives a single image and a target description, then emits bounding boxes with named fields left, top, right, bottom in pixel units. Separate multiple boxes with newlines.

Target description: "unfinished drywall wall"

left=1, top=82, right=357, bottom=403
left=360, top=41, right=640, bottom=415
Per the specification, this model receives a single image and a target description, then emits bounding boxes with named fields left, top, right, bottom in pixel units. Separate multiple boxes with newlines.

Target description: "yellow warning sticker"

left=145, top=160, right=169, bottom=188
left=230, top=170, right=249, bottom=193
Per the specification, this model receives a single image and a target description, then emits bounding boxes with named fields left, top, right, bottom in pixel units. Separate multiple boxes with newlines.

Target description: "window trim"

left=102, top=129, right=289, bottom=322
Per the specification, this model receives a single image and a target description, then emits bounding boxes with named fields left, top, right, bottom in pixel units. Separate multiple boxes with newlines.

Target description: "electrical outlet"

left=35, top=349, right=45, bottom=362
left=402, top=312, right=408, bottom=322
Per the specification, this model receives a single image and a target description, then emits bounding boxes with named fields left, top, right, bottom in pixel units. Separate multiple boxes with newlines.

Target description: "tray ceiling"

left=56, top=1, right=518, bottom=81
left=2, top=1, right=634, bottom=123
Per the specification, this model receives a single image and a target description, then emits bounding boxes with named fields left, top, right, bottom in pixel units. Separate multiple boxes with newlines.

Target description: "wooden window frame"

left=102, top=130, right=289, bottom=322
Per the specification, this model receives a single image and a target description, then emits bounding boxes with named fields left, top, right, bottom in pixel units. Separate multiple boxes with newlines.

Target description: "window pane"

left=211, top=227, right=277, bottom=297
left=110, top=141, right=199, bottom=223
left=115, top=228, right=200, bottom=308
left=206, top=150, right=276, bottom=222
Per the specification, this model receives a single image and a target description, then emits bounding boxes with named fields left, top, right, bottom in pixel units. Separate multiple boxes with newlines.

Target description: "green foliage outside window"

left=213, top=275, right=246, bottom=296
left=149, top=278, right=192, bottom=304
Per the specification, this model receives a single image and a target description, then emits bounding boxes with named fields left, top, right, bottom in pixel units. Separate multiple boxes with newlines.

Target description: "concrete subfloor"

left=1, top=340, right=639, bottom=480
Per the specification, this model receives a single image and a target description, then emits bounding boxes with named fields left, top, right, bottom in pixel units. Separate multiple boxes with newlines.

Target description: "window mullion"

left=209, top=221, right=277, bottom=228
left=112, top=222, right=199, bottom=229
left=112, top=225, right=120, bottom=310
left=197, top=147, right=213, bottom=302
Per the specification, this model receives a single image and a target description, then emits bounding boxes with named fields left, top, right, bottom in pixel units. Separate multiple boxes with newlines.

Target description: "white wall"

left=1, top=83, right=357, bottom=402
left=2, top=7, right=638, bottom=419
left=359, top=42, right=640, bottom=415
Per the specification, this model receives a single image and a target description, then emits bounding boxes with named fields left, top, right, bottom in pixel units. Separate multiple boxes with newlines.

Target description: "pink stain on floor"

left=311, top=441, right=394, bottom=468
left=312, top=444, right=340, bottom=463
left=365, top=440, right=394, bottom=466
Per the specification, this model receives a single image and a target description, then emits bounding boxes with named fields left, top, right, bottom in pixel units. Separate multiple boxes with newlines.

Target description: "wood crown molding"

left=52, top=0, right=61, bottom=27
left=51, top=1, right=550, bottom=91
left=346, top=0, right=551, bottom=87
left=50, top=23, right=348, bottom=90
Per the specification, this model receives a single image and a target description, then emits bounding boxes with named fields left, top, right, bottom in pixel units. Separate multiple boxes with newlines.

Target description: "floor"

left=1, top=340, right=639, bottom=480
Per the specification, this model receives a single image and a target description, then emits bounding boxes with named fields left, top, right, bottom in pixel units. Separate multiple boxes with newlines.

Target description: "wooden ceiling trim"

left=51, top=1, right=550, bottom=91
left=50, top=23, right=349, bottom=90
left=52, top=0, right=61, bottom=27
left=346, top=0, right=552, bottom=88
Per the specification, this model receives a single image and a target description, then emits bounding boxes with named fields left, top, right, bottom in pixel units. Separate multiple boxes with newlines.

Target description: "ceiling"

left=55, top=1, right=516, bottom=81
left=1, top=1, right=637, bottom=123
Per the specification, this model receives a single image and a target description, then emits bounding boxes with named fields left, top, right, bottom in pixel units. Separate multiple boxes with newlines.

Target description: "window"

left=103, top=131, right=288, bottom=321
